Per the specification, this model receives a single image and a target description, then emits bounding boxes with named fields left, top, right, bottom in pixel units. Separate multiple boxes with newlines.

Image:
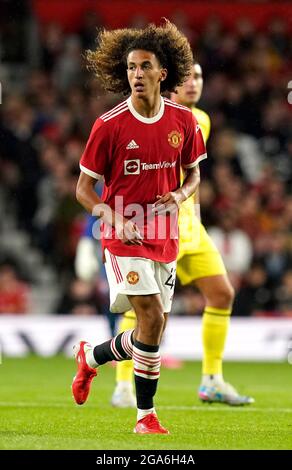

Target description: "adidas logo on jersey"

left=126, top=140, right=139, bottom=149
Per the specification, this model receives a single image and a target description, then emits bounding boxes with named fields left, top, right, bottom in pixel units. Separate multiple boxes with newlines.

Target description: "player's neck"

left=130, top=93, right=162, bottom=118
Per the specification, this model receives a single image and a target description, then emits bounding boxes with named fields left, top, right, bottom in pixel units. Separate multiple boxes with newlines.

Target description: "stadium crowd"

left=0, top=2, right=292, bottom=316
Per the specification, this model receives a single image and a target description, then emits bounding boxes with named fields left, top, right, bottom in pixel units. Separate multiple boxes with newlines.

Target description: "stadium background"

left=1, top=0, right=292, bottom=452
left=0, top=0, right=292, bottom=355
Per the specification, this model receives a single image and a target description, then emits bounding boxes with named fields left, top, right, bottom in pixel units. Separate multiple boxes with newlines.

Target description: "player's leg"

left=129, top=259, right=176, bottom=434
left=111, top=309, right=174, bottom=407
left=72, top=328, right=135, bottom=406
left=177, top=246, right=254, bottom=405
left=195, top=273, right=254, bottom=404
left=111, top=310, right=137, bottom=408
left=128, top=293, right=169, bottom=434
left=72, top=250, right=170, bottom=433
left=193, top=229, right=234, bottom=386
left=72, top=250, right=141, bottom=408
left=195, top=273, right=234, bottom=379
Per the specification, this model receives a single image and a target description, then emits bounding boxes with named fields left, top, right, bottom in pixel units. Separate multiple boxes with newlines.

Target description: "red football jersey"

left=80, top=96, right=206, bottom=262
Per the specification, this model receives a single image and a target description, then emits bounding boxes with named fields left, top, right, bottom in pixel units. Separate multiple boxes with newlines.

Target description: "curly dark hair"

left=86, top=19, right=194, bottom=94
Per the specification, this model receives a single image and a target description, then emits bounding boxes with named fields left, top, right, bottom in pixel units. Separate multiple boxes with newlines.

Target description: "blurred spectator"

left=237, top=192, right=263, bottom=240
left=41, top=22, right=64, bottom=72
left=0, top=0, right=30, bottom=63
left=268, top=17, right=290, bottom=57
left=56, top=274, right=116, bottom=335
left=271, top=135, right=292, bottom=186
left=0, top=8, right=292, bottom=317
left=0, top=95, right=42, bottom=231
left=170, top=10, right=196, bottom=48
left=209, top=211, right=253, bottom=277
left=54, top=35, right=83, bottom=92
left=233, top=262, right=272, bottom=316
left=180, top=285, right=205, bottom=316
left=56, top=278, right=99, bottom=315
left=261, top=231, right=292, bottom=285
left=79, top=10, right=103, bottom=50
left=210, top=129, right=244, bottom=178
left=173, top=284, right=205, bottom=316
left=0, top=262, right=30, bottom=314
left=236, top=17, right=255, bottom=52
left=199, top=180, right=217, bottom=226
left=275, top=270, right=292, bottom=316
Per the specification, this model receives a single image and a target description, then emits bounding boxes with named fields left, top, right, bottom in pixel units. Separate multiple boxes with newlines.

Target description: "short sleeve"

left=79, top=118, right=110, bottom=179
left=181, top=113, right=207, bottom=169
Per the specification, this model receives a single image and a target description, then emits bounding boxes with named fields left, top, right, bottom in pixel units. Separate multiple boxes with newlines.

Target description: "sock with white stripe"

left=133, top=340, right=161, bottom=416
left=137, top=407, right=156, bottom=421
left=91, top=329, right=134, bottom=367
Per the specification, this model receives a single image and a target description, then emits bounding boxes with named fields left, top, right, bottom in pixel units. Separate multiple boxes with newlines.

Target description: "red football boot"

left=72, top=341, right=97, bottom=405
left=134, top=413, right=169, bottom=434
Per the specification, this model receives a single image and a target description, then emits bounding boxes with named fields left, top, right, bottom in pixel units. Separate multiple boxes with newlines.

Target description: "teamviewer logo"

left=124, top=159, right=140, bottom=175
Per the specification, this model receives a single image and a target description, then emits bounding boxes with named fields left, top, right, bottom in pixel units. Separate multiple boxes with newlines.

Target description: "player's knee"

left=145, top=307, right=164, bottom=331
left=137, top=305, right=165, bottom=339
left=209, top=283, right=235, bottom=310
left=218, top=283, right=235, bottom=309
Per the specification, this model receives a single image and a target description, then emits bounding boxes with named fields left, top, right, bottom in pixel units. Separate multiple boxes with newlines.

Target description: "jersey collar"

left=127, top=96, right=164, bottom=124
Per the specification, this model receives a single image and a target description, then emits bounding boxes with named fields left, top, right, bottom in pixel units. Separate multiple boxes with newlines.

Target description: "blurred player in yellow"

left=111, top=62, right=254, bottom=407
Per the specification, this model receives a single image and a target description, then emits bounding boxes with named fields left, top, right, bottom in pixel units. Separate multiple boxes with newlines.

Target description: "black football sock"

left=93, top=329, right=134, bottom=366
left=133, top=340, right=161, bottom=411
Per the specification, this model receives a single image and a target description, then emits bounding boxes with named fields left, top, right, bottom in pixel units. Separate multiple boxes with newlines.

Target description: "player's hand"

left=116, top=218, right=143, bottom=245
left=152, top=191, right=186, bottom=215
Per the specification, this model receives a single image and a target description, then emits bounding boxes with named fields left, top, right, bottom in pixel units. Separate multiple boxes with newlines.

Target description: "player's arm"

left=153, top=165, right=200, bottom=213
left=193, top=184, right=201, bottom=221
left=78, top=118, right=142, bottom=245
left=76, top=172, right=142, bottom=246
left=179, top=164, right=202, bottom=221
left=189, top=168, right=201, bottom=222
left=178, top=164, right=200, bottom=203
left=190, top=109, right=210, bottom=221
left=154, top=110, right=204, bottom=214
left=174, top=112, right=207, bottom=217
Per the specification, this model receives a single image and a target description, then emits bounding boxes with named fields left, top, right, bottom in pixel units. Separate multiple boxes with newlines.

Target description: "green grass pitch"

left=0, top=356, right=291, bottom=450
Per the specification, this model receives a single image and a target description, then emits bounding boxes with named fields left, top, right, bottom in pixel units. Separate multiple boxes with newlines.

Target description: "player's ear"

left=160, top=68, right=168, bottom=82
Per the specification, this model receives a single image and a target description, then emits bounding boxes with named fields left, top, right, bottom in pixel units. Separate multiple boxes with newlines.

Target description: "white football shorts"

left=104, top=249, right=176, bottom=314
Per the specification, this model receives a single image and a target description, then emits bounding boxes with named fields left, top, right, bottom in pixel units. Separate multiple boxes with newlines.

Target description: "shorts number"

left=165, top=268, right=176, bottom=289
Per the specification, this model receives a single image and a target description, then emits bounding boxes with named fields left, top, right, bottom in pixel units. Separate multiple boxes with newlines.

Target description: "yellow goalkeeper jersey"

left=178, top=107, right=211, bottom=258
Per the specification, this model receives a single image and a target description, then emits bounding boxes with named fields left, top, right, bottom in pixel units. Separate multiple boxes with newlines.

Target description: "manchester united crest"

left=168, top=130, right=182, bottom=148
left=126, top=271, right=140, bottom=285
